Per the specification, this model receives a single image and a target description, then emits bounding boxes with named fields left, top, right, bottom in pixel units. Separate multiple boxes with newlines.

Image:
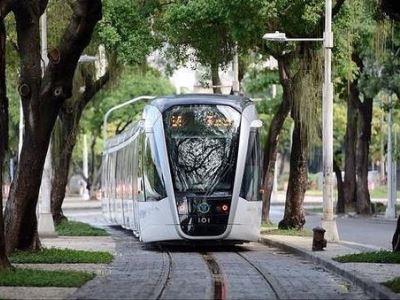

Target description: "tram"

left=101, top=94, right=263, bottom=243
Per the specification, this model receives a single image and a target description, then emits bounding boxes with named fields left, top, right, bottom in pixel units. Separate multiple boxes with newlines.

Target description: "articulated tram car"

left=101, top=94, right=263, bottom=243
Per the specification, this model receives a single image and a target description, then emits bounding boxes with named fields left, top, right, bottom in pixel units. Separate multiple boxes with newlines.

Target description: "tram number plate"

left=198, top=217, right=211, bottom=224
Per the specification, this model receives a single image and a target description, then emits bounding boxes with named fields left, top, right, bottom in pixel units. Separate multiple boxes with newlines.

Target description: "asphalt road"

left=270, top=205, right=397, bottom=249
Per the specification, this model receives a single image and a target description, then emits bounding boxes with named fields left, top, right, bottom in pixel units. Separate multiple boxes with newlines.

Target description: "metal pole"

left=321, top=0, right=339, bottom=242
left=82, top=134, right=90, bottom=200
left=103, top=96, right=156, bottom=143
left=394, top=131, right=397, bottom=209
left=38, top=11, right=57, bottom=237
left=386, top=96, right=396, bottom=218
left=232, top=46, right=240, bottom=93
left=380, top=112, right=386, bottom=183
left=18, top=100, right=23, bottom=158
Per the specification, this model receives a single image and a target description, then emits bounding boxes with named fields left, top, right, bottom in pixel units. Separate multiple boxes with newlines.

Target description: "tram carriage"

left=101, top=94, right=263, bottom=243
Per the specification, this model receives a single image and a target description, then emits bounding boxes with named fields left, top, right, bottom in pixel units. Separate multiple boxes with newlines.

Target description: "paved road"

left=67, top=208, right=369, bottom=299
left=270, top=206, right=396, bottom=249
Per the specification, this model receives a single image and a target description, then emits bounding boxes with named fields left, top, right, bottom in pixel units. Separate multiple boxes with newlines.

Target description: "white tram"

left=101, top=94, right=263, bottom=243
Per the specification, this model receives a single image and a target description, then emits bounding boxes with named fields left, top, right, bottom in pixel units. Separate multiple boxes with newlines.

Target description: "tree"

left=380, top=0, right=400, bottom=21
left=0, top=12, right=11, bottom=269
left=259, top=0, right=346, bottom=229
left=157, top=0, right=264, bottom=93
left=4, top=0, right=102, bottom=253
left=50, top=0, right=160, bottom=223
left=336, top=0, right=395, bottom=214
left=261, top=56, right=293, bottom=223
left=378, top=0, right=400, bottom=254
left=51, top=66, right=109, bottom=224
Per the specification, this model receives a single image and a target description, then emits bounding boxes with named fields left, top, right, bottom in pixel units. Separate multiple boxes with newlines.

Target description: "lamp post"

left=38, top=10, right=57, bottom=238
left=386, top=95, right=396, bottom=219
left=78, top=54, right=96, bottom=201
left=263, top=0, right=339, bottom=242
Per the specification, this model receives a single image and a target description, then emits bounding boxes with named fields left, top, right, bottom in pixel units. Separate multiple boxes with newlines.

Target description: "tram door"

left=110, top=152, right=117, bottom=223
left=126, top=141, right=135, bottom=230
left=133, top=131, right=145, bottom=235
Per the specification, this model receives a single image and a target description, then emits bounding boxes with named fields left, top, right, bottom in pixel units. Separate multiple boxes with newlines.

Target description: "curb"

left=260, top=237, right=399, bottom=300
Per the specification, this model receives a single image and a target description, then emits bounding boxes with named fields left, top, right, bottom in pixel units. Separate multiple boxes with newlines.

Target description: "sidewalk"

left=270, top=191, right=399, bottom=206
left=0, top=236, right=115, bottom=300
left=62, top=196, right=102, bottom=210
left=260, top=234, right=400, bottom=299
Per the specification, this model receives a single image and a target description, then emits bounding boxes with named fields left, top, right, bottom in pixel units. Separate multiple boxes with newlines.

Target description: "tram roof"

left=150, top=94, right=253, bottom=113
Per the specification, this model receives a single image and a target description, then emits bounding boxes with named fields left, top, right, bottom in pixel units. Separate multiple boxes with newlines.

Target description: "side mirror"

left=250, top=120, right=263, bottom=129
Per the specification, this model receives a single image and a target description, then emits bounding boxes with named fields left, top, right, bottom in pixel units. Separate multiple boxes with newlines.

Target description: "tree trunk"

left=51, top=118, right=76, bottom=224
left=278, top=119, right=307, bottom=230
left=211, top=63, right=222, bottom=94
left=355, top=97, right=373, bottom=214
left=4, top=1, right=102, bottom=253
left=343, top=80, right=359, bottom=210
left=261, top=59, right=292, bottom=223
left=393, top=216, right=400, bottom=252
left=0, top=17, right=11, bottom=269
left=51, top=68, right=109, bottom=222
left=334, top=155, right=345, bottom=214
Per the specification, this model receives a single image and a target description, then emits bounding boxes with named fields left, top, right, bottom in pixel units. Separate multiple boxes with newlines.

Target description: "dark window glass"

left=163, top=105, right=241, bottom=195
left=240, top=130, right=262, bottom=201
left=143, top=136, right=167, bottom=201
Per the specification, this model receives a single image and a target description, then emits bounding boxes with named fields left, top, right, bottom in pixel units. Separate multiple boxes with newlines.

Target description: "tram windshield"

left=163, top=105, right=241, bottom=195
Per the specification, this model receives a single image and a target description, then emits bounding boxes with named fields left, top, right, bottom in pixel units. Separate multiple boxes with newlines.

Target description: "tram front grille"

left=176, top=196, right=232, bottom=237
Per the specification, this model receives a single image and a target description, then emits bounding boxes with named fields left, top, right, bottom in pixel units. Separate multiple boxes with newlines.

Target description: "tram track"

left=235, top=251, right=281, bottom=300
left=153, top=245, right=281, bottom=300
left=154, top=247, right=172, bottom=300
left=201, top=252, right=227, bottom=300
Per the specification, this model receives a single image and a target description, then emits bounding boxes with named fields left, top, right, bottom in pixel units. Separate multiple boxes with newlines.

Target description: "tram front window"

left=163, top=105, right=241, bottom=195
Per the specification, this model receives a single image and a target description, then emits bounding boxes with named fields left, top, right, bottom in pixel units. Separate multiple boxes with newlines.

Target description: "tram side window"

left=143, top=137, right=167, bottom=201
left=240, top=130, right=262, bottom=201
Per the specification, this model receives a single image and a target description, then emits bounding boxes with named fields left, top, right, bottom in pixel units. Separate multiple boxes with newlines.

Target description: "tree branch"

left=83, top=71, right=110, bottom=104
left=311, top=0, right=346, bottom=38
left=42, top=0, right=102, bottom=101
left=0, top=0, right=16, bottom=18
left=332, top=0, right=346, bottom=18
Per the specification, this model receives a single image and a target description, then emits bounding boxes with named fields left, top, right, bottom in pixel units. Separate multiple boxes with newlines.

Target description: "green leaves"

left=157, top=0, right=266, bottom=69
left=97, top=0, right=159, bottom=65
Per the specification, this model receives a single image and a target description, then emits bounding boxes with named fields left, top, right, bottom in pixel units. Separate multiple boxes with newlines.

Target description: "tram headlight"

left=217, top=203, right=229, bottom=214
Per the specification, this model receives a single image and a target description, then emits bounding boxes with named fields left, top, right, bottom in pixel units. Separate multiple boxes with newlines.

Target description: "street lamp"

left=263, top=31, right=324, bottom=43
left=79, top=54, right=97, bottom=63
left=263, top=0, right=339, bottom=242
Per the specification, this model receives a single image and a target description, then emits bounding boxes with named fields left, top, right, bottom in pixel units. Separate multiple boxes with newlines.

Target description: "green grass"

left=305, top=186, right=400, bottom=199
left=56, top=220, right=109, bottom=236
left=383, top=277, right=400, bottom=293
left=261, top=223, right=313, bottom=237
left=0, top=268, right=94, bottom=287
left=305, top=207, right=323, bottom=213
left=333, top=251, right=400, bottom=264
left=305, top=190, right=323, bottom=196
left=10, top=248, right=113, bottom=264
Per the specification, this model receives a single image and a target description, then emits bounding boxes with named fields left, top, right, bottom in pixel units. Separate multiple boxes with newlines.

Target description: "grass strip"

left=10, top=248, right=113, bottom=264
left=0, top=268, right=94, bottom=287
left=261, top=224, right=313, bottom=237
left=333, top=251, right=400, bottom=264
left=56, top=220, right=109, bottom=236
left=383, top=277, right=400, bottom=293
